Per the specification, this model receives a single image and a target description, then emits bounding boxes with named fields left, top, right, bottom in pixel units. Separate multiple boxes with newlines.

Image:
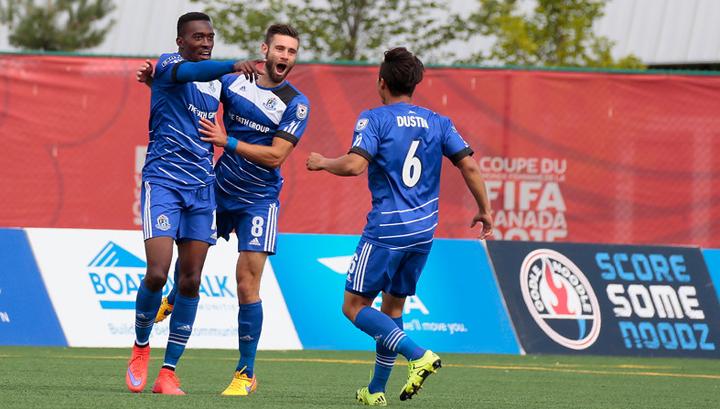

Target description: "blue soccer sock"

left=166, top=260, right=179, bottom=305
left=162, top=293, right=199, bottom=370
left=353, top=307, right=425, bottom=361
left=236, top=301, right=263, bottom=377
left=134, top=280, right=162, bottom=346
left=368, top=316, right=402, bottom=393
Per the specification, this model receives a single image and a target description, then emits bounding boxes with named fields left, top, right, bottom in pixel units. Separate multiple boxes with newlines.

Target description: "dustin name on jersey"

left=396, top=115, right=429, bottom=129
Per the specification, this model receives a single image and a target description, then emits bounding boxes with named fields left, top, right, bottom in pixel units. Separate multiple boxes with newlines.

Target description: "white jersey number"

left=402, top=140, right=422, bottom=188
left=251, top=216, right=264, bottom=237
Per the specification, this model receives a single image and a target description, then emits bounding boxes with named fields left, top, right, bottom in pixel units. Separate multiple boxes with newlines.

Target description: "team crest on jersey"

left=296, top=103, right=308, bottom=120
left=264, top=97, right=278, bottom=111
left=156, top=215, right=171, bottom=231
left=355, top=118, right=369, bottom=131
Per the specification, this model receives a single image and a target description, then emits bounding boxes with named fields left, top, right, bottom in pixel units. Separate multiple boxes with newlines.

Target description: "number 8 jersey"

left=348, top=102, right=473, bottom=253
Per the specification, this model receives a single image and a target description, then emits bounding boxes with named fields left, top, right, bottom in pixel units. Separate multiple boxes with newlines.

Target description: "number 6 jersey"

left=348, top=102, right=473, bottom=253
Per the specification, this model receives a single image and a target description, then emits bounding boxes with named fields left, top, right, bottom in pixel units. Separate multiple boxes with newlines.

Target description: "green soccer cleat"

left=399, top=350, right=441, bottom=401
left=155, top=296, right=173, bottom=323
left=356, top=387, right=387, bottom=406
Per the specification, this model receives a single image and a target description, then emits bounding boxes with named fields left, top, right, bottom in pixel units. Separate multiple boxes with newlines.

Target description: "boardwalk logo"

left=87, top=242, right=234, bottom=311
left=87, top=241, right=147, bottom=310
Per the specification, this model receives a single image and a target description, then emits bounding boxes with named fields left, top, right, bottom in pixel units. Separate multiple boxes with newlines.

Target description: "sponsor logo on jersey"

left=156, top=215, right=171, bottom=231
left=296, top=103, right=308, bottom=120
left=520, top=249, right=601, bottom=350
left=355, top=118, right=369, bottom=131
left=263, top=97, right=278, bottom=111
left=161, top=54, right=183, bottom=68
left=187, top=103, right=217, bottom=120
left=249, top=237, right=261, bottom=246
left=229, top=112, right=271, bottom=133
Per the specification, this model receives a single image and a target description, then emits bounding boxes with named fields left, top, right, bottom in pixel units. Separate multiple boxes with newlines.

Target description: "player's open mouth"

left=199, top=50, right=211, bottom=59
left=275, top=63, right=287, bottom=75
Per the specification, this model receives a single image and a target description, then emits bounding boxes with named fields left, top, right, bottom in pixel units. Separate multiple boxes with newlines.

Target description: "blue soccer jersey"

left=214, top=75, right=310, bottom=203
left=348, top=102, right=473, bottom=253
left=143, top=52, right=221, bottom=188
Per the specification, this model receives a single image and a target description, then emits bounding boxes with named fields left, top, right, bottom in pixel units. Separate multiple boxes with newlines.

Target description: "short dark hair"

left=264, top=24, right=299, bottom=45
left=379, top=48, right=425, bottom=97
left=177, top=12, right=211, bottom=37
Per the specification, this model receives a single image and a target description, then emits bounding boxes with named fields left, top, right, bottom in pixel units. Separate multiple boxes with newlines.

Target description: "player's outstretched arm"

left=198, top=118, right=294, bottom=168
left=455, top=156, right=494, bottom=240
left=137, top=59, right=264, bottom=87
left=306, top=152, right=368, bottom=176
left=174, top=59, right=265, bottom=83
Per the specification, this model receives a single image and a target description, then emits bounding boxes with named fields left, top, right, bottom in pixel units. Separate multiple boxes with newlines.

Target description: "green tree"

left=461, top=0, right=643, bottom=68
left=0, top=0, right=115, bottom=51
left=197, top=0, right=460, bottom=62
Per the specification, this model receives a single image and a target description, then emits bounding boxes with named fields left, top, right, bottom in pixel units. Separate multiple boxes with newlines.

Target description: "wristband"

left=226, top=137, right=239, bottom=152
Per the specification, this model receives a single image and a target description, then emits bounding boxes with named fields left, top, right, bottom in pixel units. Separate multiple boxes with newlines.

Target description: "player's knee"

left=236, top=281, right=259, bottom=302
left=177, top=272, right=201, bottom=296
left=143, top=269, right=167, bottom=292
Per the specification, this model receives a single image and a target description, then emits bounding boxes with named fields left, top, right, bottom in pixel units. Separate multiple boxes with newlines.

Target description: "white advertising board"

left=25, top=228, right=301, bottom=350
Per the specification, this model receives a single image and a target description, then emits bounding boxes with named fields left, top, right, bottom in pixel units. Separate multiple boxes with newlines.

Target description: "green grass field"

left=0, top=347, right=717, bottom=409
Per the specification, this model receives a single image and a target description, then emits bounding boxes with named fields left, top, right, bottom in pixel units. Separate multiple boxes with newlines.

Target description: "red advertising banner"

left=1, top=55, right=719, bottom=247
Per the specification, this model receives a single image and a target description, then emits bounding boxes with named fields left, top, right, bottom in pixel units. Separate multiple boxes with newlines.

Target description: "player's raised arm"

left=455, top=155, right=494, bottom=240
left=139, top=59, right=265, bottom=88
left=173, top=59, right=265, bottom=83
left=306, top=152, right=369, bottom=176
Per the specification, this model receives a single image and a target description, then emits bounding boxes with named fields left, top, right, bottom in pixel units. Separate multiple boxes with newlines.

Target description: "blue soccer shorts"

left=216, top=189, right=279, bottom=254
left=140, top=181, right=217, bottom=245
left=345, top=239, right=429, bottom=298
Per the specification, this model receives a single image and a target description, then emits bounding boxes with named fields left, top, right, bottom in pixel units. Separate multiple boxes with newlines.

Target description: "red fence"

left=1, top=55, right=719, bottom=247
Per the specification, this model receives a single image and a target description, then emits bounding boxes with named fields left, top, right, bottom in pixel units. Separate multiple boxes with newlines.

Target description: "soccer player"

left=306, top=48, right=493, bottom=405
left=126, top=12, right=262, bottom=395
left=139, top=24, right=310, bottom=396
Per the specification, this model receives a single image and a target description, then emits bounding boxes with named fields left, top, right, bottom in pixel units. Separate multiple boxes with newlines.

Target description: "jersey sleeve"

left=347, top=111, right=380, bottom=161
left=441, top=117, right=473, bottom=165
left=275, top=96, right=310, bottom=146
left=153, top=53, right=184, bottom=88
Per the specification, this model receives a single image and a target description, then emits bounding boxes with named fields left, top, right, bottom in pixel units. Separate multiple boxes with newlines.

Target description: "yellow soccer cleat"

left=399, top=350, right=441, bottom=401
left=155, top=297, right=173, bottom=323
left=356, top=387, right=387, bottom=406
left=221, top=370, right=257, bottom=396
